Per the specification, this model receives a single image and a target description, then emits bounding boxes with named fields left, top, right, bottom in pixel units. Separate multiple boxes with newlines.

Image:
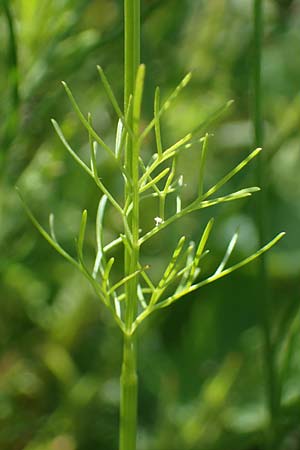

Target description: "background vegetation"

left=1, top=0, right=300, bottom=449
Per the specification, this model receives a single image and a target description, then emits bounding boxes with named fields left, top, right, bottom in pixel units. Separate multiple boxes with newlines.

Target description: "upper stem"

left=253, top=0, right=279, bottom=446
left=124, top=0, right=141, bottom=330
left=119, top=2, right=140, bottom=450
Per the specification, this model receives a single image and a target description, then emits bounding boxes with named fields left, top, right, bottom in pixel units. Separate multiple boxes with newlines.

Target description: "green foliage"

left=1, top=1, right=299, bottom=450
left=19, top=66, right=283, bottom=338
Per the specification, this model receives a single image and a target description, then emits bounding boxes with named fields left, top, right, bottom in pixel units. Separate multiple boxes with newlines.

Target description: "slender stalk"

left=253, top=1, right=279, bottom=447
left=120, top=1, right=140, bottom=450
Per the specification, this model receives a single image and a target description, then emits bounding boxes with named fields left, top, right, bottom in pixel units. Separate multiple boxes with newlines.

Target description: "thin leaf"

left=88, top=113, right=98, bottom=178
left=140, top=72, right=192, bottom=140
left=159, top=236, right=186, bottom=287
left=108, top=265, right=150, bottom=296
left=139, top=133, right=191, bottom=186
left=52, top=118, right=122, bottom=213
left=102, top=257, right=115, bottom=292
left=164, top=133, right=192, bottom=156
left=175, top=241, right=195, bottom=293
left=155, top=232, right=285, bottom=311
left=202, top=148, right=262, bottom=200
left=139, top=167, right=170, bottom=193
left=198, top=133, right=209, bottom=197
left=139, top=187, right=260, bottom=245
left=17, top=189, right=78, bottom=269
left=133, top=64, right=145, bottom=134
left=77, top=209, right=87, bottom=262
left=163, top=159, right=176, bottom=194
left=137, top=284, right=148, bottom=309
left=139, top=156, right=161, bottom=196
left=191, top=99, right=234, bottom=136
left=52, top=119, right=92, bottom=176
left=115, top=119, right=123, bottom=158
left=214, top=229, right=239, bottom=276
left=154, top=87, right=163, bottom=157
left=114, top=294, right=122, bottom=319
left=93, top=195, right=107, bottom=278
left=149, top=236, right=186, bottom=306
left=176, top=175, right=184, bottom=213
left=187, top=218, right=214, bottom=285
left=103, top=236, right=123, bottom=253
left=97, top=65, right=133, bottom=137
left=49, top=213, right=57, bottom=242
left=61, top=81, right=116, bottom=161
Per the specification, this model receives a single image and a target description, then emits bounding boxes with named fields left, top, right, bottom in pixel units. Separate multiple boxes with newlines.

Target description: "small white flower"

left=154, top=216, right=164, bottom=227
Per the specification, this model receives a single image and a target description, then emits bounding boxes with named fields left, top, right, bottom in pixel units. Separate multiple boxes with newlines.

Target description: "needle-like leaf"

left=97, top=65, right=133, bottom=138
left=139, top=167, right=170, bottom=193
left=77, top=209, right=87, bottom=262
left=140, top=72, right=192, bottom=140
left=52, top=119, right=92, bottom=177
left=133, top=64, right=145, bottom=134
left=61, top=81, right=118, bottom=162
left=202, top=148, right=262, bottom=200
left=154, top=87, right=163, bottom=157
left=214, top=229, right=239, bottom=276
left=17, top=189, right=79, bottom=269
left=186, top=218, right=214, bottom=286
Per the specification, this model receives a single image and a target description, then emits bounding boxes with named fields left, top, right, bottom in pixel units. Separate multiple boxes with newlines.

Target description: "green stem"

left=253, top=1, right=279, bottom=447
left=120, top=336, right=138, bottom=450
left=120, top=1, right=140, bottom=450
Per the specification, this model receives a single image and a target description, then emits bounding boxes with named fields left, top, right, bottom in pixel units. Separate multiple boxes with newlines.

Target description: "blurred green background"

left=1, top=0, right=300, bottom=449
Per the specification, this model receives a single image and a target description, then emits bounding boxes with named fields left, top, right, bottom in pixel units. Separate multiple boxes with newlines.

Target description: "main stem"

left=253, top=1, right=279, bottom=447
left=120, top=1, right=140, bottom=450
